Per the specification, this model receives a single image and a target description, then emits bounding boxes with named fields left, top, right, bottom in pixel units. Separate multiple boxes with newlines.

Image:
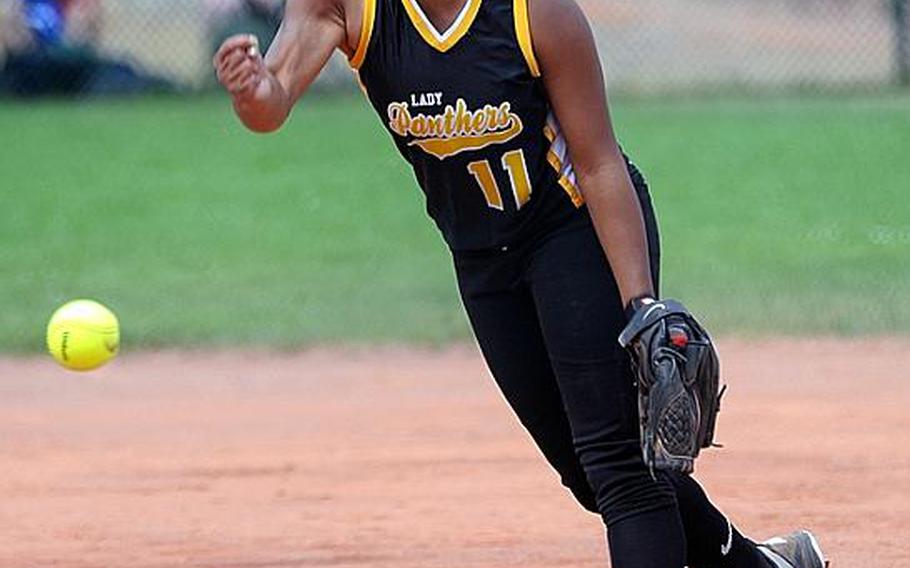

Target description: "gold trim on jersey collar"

left=349, top=0, right=378, bottom=69
left=401, top=0, right=483, bottom=53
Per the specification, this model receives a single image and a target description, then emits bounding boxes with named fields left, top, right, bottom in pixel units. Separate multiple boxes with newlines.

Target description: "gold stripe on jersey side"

left=401, top=0, right=483, bottom=53
left=543, top=124, right=555, bottom=142
left=513, top=0, right=541, bottom=77
left=349, top=0, right=377, bottom=69
left=543, top=125, right=584, bottom=207
left=559, top=177, right=584, bottom=207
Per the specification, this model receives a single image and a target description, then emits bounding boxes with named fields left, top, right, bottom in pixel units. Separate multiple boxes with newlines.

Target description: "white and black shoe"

left=758, top=530, right=829, bottom=568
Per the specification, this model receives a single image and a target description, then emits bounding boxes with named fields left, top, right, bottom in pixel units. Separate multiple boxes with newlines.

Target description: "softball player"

left=214, top=1, right=827, bottom=566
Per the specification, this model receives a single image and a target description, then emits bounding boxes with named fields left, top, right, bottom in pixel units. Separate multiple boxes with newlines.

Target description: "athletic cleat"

left=758, top=530, right=829, bottom=568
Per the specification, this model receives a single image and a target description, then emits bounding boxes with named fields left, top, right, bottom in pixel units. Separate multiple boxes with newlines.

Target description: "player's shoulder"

left=528, top=0, right=590, bottom=35
left=283, top=0, right=355, bottom=24
left=527, top=0, right=594, bottom=66
left=284, top=0, right=363, bottom=55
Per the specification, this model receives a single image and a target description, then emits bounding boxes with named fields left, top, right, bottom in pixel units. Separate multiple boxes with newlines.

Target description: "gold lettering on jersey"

left=387, top=98, right=524, bottom=160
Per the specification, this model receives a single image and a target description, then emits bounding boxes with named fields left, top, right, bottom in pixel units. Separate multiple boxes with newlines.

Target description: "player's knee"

left=582, top=441, right=677, bottom=526
left=561, top=474, right=599, bottom=514
left=595, top=475, right=677, bottom=527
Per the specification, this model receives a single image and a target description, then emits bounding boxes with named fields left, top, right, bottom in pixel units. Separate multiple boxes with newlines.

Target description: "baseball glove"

left=619, top=299, right=725, bottom=474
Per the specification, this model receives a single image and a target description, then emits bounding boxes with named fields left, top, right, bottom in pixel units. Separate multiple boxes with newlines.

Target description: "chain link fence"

left=1, top=0, right=908, bottom=96
left=583, top=0, right=909, bottom=93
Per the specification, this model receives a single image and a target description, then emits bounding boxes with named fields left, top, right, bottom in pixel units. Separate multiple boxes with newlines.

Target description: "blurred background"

left=2, top=0, right=909, bottom=95
left=1, top=0, right=909, bottom=351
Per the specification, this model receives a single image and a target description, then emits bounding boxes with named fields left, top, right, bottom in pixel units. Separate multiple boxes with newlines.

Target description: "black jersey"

left=351, top=0, right=585, bottom=251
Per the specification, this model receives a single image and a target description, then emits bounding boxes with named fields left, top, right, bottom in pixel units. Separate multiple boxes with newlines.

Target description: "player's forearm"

left=577, top=163, right=655, bottom=307
left=215, top=0, right=351, bottom=134
left=232, top=73, right=292, bottom=133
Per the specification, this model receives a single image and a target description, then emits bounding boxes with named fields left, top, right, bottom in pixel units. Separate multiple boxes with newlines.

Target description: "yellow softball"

left=46, top=300, right=120, bottom=372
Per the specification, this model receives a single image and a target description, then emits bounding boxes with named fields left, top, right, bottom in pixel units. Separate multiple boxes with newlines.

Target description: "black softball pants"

left=454, top=178, right=770, bottom=568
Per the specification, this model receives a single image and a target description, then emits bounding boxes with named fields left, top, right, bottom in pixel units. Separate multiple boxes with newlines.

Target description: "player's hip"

left=452, top=164, right=660, bottom=298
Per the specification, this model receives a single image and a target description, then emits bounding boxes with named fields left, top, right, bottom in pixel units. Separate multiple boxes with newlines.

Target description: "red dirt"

left=1, top=339, right=908, bottom=567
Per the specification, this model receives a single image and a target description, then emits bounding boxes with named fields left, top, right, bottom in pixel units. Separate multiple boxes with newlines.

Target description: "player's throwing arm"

left=213, top=0, right=356, bottom=133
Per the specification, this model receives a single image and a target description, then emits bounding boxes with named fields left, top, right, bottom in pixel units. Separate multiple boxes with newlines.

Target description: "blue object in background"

left=23, top=0, right=66, bottom=47
left=3, top=0, right=177, bottom=96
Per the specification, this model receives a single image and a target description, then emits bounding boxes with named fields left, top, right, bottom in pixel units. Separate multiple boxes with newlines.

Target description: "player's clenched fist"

left=214, top=34, right=266, bottom=99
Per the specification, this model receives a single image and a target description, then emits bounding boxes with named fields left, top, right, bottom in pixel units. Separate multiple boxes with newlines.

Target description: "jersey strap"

left=349, top=0, right=378, bottom=69
left=513, top=0, right=541, bottom=77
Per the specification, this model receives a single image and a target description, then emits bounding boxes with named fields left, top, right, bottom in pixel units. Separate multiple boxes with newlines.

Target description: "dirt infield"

left=1, top=339, right=907, bottom=567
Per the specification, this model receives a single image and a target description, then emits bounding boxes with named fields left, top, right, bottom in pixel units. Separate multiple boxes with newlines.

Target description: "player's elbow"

left=236, top=107, right=290, bottom=134
left=575, top=162, right=618, bottom=197
left=232, top=94, right=291, bottom=133
left=242, top=116, right=286, bottom=134
left=575, top=144, right=624, bottom=177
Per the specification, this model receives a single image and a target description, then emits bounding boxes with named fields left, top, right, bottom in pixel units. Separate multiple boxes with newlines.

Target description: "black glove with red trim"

left=619, top=298, right=725, bottom=474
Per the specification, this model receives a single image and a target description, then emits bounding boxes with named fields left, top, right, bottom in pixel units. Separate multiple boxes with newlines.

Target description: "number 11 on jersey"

left=467, top=149, right=533, bottom=211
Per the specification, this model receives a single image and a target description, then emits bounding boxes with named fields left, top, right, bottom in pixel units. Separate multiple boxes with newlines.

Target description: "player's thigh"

left=455, top=269, right=593, bottom=506
left=527, top=219, right=643, bottom=451
left=527, top=182, right=660, bottom=443
left=527, top=221, right=678, bottom=520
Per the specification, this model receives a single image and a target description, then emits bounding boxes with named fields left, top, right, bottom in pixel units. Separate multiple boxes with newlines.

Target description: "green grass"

left=1, top=94, right=908, bottom=352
